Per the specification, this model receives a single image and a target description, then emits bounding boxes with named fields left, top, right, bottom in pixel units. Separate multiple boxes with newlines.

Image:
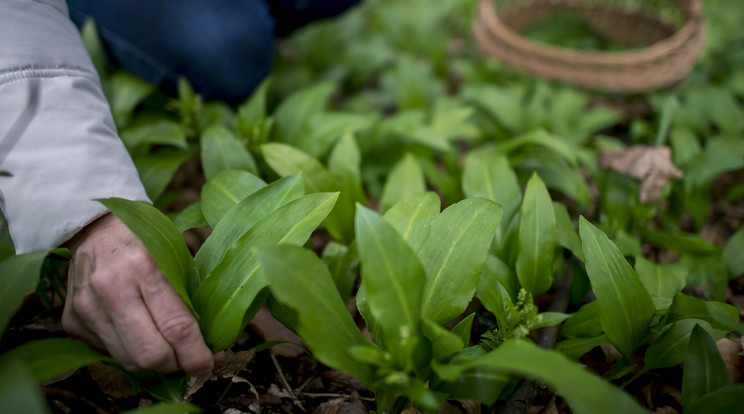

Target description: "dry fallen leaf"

left=248, top=305, right=305, bottom=357
left=599, top=146, right=683, bottom=204
left=88, top=363, right=138, bottom=398
left=185, top=349, right=255, bottom=399
left=311, top=398, right=366, bottom=414
left=716, top=337, right=743, bottom=384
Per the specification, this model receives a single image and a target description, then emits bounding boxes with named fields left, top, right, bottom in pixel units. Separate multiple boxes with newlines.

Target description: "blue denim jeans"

left=66, top=0, right=361, bottom=102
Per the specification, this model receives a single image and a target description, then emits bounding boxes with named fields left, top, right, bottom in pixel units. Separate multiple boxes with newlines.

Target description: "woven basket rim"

left=478, top=0, right=704, bottom=64
left=475, top=0, right=707, bottom=92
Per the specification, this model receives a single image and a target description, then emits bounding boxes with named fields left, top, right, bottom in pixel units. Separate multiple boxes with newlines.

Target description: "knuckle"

left=89, top=271, right=117, bottom=298
left=131, top=345, right=172, bottom=371
left=160, top=316, right=198, bottom=345
left=70, top=291, right=98, bottom=316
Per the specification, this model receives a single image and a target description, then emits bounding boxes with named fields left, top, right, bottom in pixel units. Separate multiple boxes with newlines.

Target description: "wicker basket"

left=474, top=0, right=706, bottom=93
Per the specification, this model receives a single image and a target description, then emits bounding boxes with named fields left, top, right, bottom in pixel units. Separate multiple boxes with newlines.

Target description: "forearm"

left=0, top=0, right=149, bottom=253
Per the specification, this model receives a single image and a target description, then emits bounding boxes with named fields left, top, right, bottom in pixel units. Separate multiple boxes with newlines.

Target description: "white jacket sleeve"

left=0, top=0, right=150, bottom=253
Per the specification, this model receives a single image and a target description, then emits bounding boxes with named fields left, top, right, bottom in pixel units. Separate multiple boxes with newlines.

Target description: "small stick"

left=270, top=353, right=307, bottom=412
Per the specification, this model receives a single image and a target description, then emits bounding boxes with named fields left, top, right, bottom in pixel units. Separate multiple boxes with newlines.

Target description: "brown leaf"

left=599, top=146, right=683, bottom=203
left=88, top=362, right=137, bottom=398
left=653, top=407, right=679, bottom=414
left=249, top=305, right=305, bottom=357
left=312, top=398, right=366, bottom=414
left=185, top=349, right=255, bottom=399
left=716, top=338, right=743, bottom=384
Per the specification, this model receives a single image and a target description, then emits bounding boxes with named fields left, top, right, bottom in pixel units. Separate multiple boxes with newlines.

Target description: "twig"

left=495, top=264, right=574, bottom=414
left=297, top=392, right=376, bottom=402
left=270, top=353, right=306, bottom=412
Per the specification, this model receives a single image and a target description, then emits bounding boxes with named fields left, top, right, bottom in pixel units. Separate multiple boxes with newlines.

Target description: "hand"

left=62, top=213, right=215, bottom=376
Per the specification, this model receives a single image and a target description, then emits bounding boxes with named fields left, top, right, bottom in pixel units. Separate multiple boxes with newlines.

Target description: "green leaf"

left=0, top=338, right=114, bottom=382
left=120, top=119, right=188, bottom=150
left=667, top=293, right=744, bottom=335
left=237, top=78, right=270, bottom=136
left=200, top=125, right=257, bottom=179
left=173, top=202, right=208, bottom=232
left=533, top=312, right=571, bottom=329
left=379, top=154, right=426, bottom=214
left=686, top=384, right=744, bottom=414
left=462, top=148, right=522, bottom=233
left=108, top=71, right=154, bottom=127
left=640, top=228, right=719, bottom=256
left=643, top=319, right=724, bottom=372
left=479, top=253, right=519, bottom=301
left=556, top=335, right=610, bottom=361
left=0, top=359, right=50, bottom=414
left=422, top=318, right=465, bottom=362
left=436, top=339, right=645, bottom=414
left=434, top=348, right=509, bottom=405
left=579, top=218, right=655, bottom=359
left=561, top=301, right=603, bottom=339
left=299, top=112, right=373, bottom=158
left=194, top=193, right=338, bottom=351
left=260, top=245, right=374, bottom=383
left=200, top=170, right=266, bottom=227
left=133, top=148, right=193, bottom=201
left=553, top=202, right=584, bottom=261
left=420, top=198, right=502, bottom=325
left=383, top=192, right=440, bottom=253
left=723, top=226, right=744, bottom=276
left=355, top=206, right=425, bottom=370
left=477, top=278, right=518, bottom=336
left=123, top=402, right=202, bottom=414
left=451, top=313, right=476, bottom=347
left=634, top=256, right=687, bottom=299
left=273, top=82, right=336, bottom=145
left=683, top=325, right=730, bottom=408
left=0, top=251, right=48, bottom=340
left=195, top=175, right=304, bottom=278
left=516, top=173, right=557, bottom=295
left=499, top=129, right=578, bottom=167
left=99, top=198, right=198, bottom=307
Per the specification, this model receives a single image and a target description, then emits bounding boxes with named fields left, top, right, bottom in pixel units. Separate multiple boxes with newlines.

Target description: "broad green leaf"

left=194, top=193, right=338, bottom=351
left=321, top=241, right=358, bottom=304
left=379, top=154, right=426, bottom=214
left=640, top=228, right=719, bottom=256
left=533, top=312, right=571, bottom=329
left=261, top=143, right=353, bottom=242
left=561, top=301, right=603, bottom=339
left=173, top=201, right=208, bottom=232
left=516, top=173, right=557, bottom=295
left=670, top=127, right=701, bottom=166
left=686, top=384, right=744, bottom=414
left=195, top=175, right=304, bottom=278
left=723, top=226, right=744, bottom=276
left=327, top=133, right=367, bottom=243
left=434, top=346, right=509, bottom=405
left=0, top=251, right=48, bottom=339
left=477, top=278, right=518, bottom=335
left=262, top=143, right=337, bottom=194
left=643, top=319, right=724, bottom=372
left=654, top=96, right=679, bottom=146
left=479, top=253, right=519, bottom=301
left=383, top=192, right=440, bottom=252
left=0, top=338, right=114, bottom=382
left=260, top=245, right=374, bottom=384
left=99, top=198, right=198, bottom=307
left=667, top=293, right=744, bottom=335
left=499, top=129, right=578, bottom=167
left=556, top=335, right=610, bottom=361
left=123, top=403, right=202, bottom=414
left=120, top=119, right=188, bottom=150
left=201, top=170, right=266, bottom=227
left=109, top=71, right=154, bottom=127
left=634, top=256, right=687, bottom=299
left=133, top=148, right=192, bottom=201
left=237, top=78, right=270, bottom=136
left=462, top=148, right=521, bottom=232
left=273, top=82, right=336, bottom=145
left=0, top=359, right=50, bottom=414
left=422, top=318, right=465, bottom=362
left=579, top=218, right=655, bottom=359
left=683, top=325, right=729, bottom=408
left=464, top=84, right=524, bottom=132
left=299, top=112, right=373, bottom=158
left=436, top=339, right=645, bottom=414
left=420, top=199, right=502, bottom=325
left=516, top=150, right=591, bottom=206
left=200, top=125, right=257, bottom=179
left=553, top=202, right=583, bottom=261
left=356, top=206, right=425, bottom=370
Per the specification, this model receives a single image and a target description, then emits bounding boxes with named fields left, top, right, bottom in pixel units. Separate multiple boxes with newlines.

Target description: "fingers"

left=140, top=272, right=214, bottom=376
